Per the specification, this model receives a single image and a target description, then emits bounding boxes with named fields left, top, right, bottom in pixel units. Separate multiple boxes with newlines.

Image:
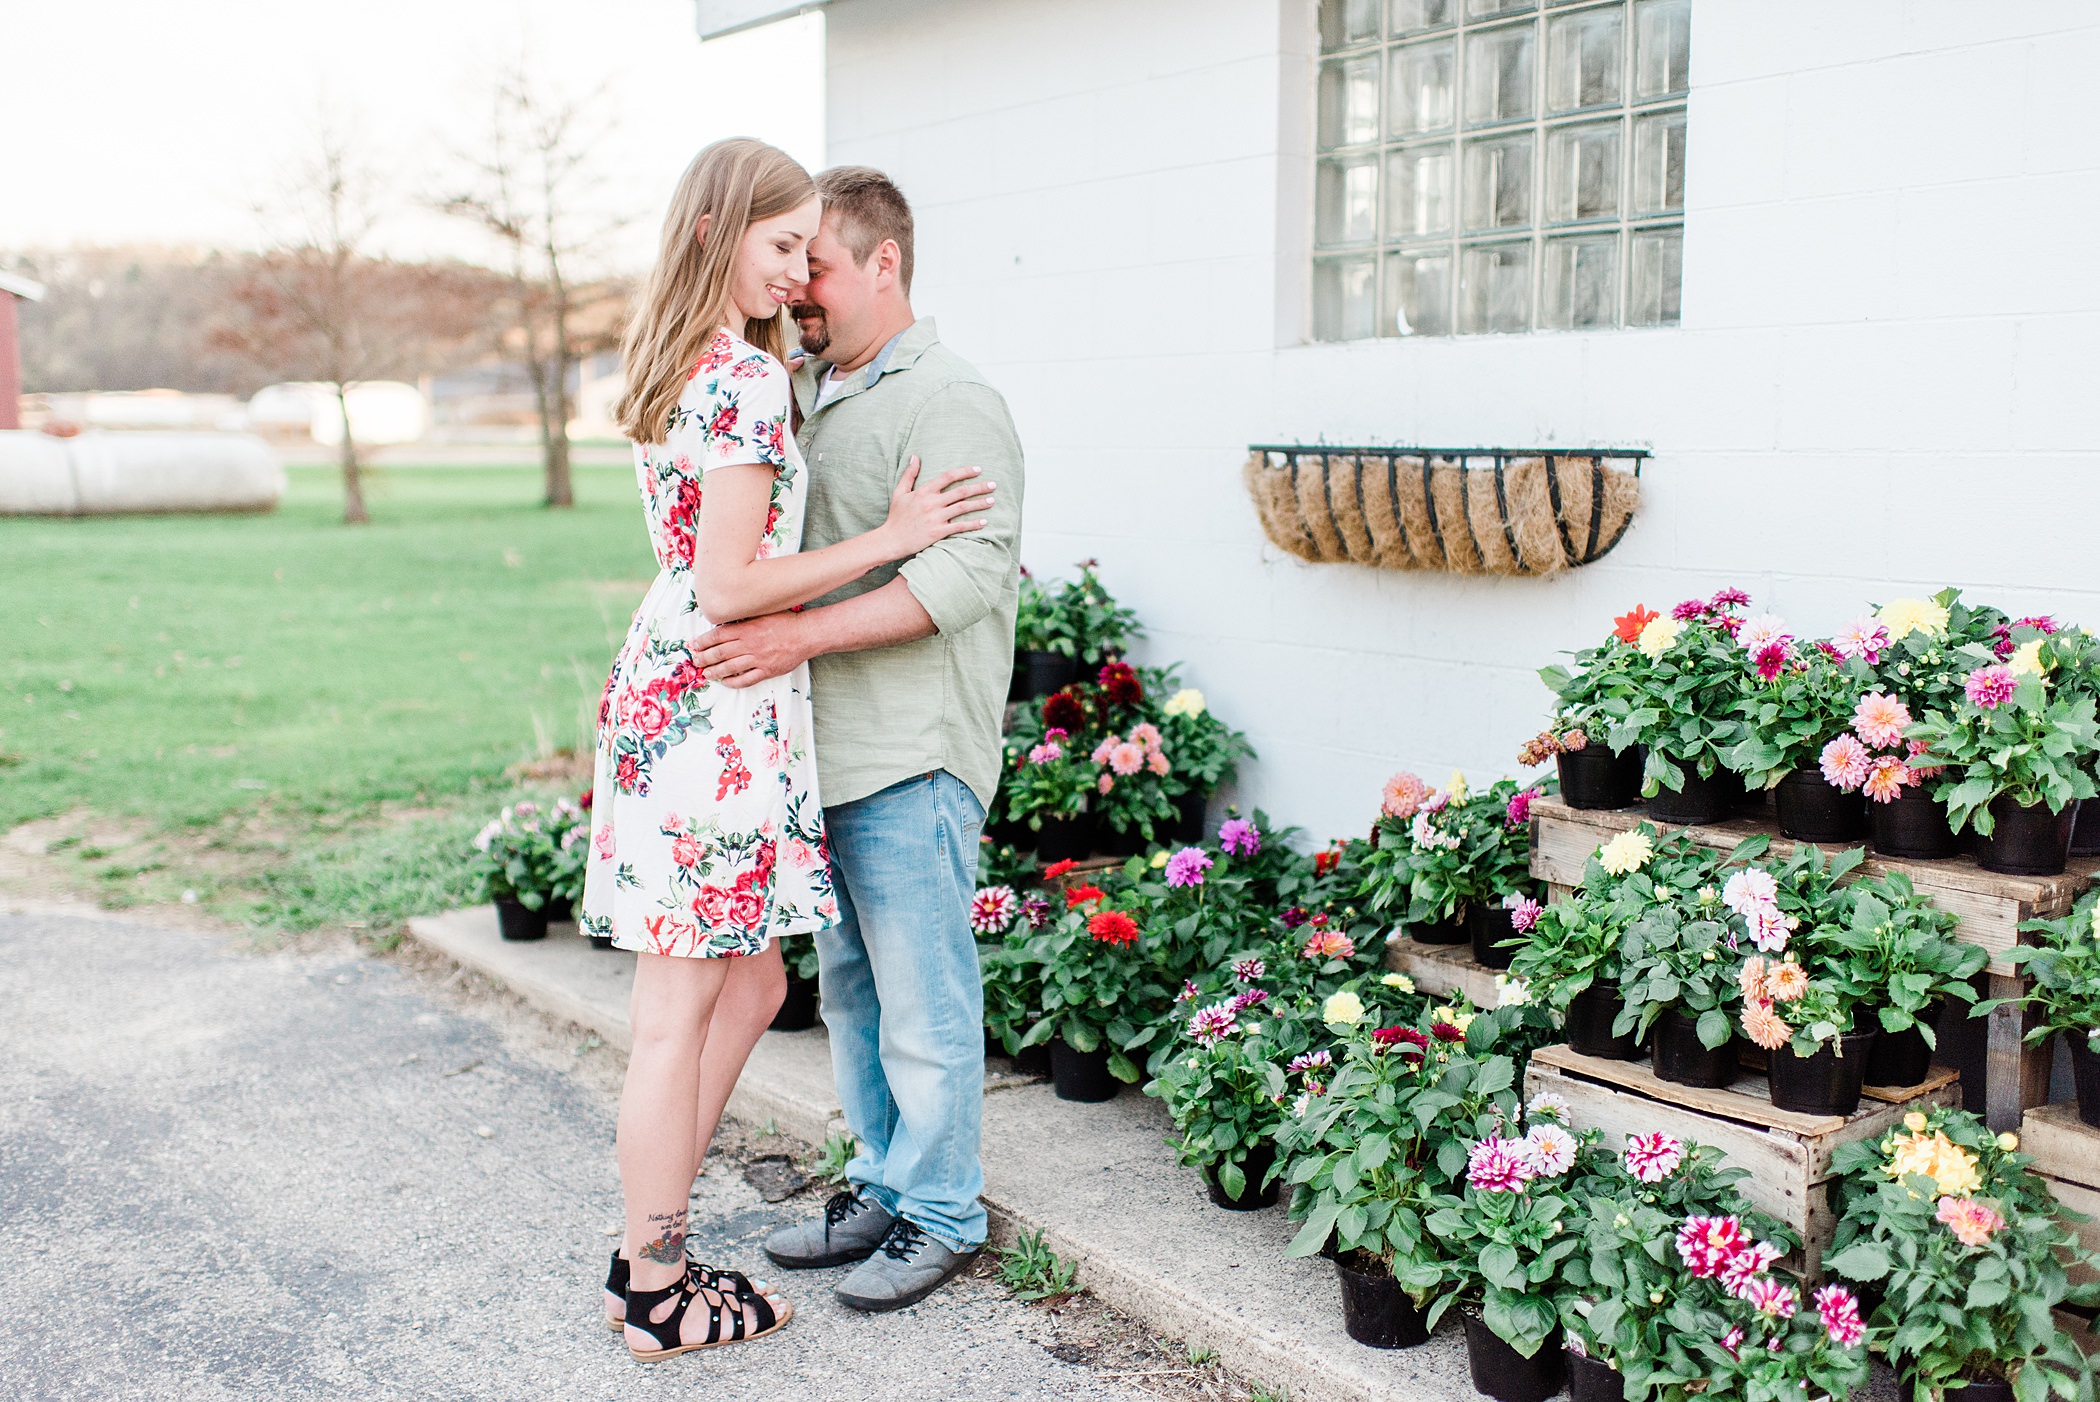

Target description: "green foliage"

left=1824, top=868, right=1984, bottom=1044
left=1012, top=890, right=1169, bottom=1081
left=1610, top=833, right=1766, bottom=1046
left=1149, top=665, right=1255, bottom=795
left=1538, top=628, right=1646, bottom=737
left=1022, top=561, right=1143, bottom=664
left=1423, top=1127, right=1582, bottom=1358
left=1826, top=1107, right=2097, bottom=1400
left=995, top=1228, right=1079, bottom=1302
left=1989, top=889, right=2100, bottom=1046
left=1909, top=630, right=2100, bottom=833
left=245, top=806, right=493, bottom=936
left=1599, top=603, right=1755, bottom=793
left=1357, top=777, right=1539, bottom=928
left=471, top=795, right=586, bottom=907
left=1147, top=974, right=1303, bottom=1195
left=809, top=1132, right=858, bottom=1187
left=1865, top=589, right=2011, bottom=718
left=1728, top=645, right=1874, bottom=791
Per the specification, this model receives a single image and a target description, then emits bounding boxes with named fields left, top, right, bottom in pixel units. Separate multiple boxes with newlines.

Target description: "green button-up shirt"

left=792, top=318, right=1025, bottom=812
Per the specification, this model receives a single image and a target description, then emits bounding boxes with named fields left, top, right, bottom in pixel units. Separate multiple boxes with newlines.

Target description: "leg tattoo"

left=637, top=1209, right=687, bottom=1265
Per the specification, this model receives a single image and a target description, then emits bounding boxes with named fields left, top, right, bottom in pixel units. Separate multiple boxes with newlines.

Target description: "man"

left=694, top=166, right=1024, bottom=1313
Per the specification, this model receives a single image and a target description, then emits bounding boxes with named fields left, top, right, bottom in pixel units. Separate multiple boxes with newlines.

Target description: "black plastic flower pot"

left=770, top=973, right=821, bottom=1032
left=495, top=898, right=549, bottom=942
left=1768, top=1030, right=1878, bottom=1116
left=1862, top=1003, right=1941, bottom=1087
left=1203, top=1142, right=1279, bottom=1211
left=1012, top=1041, right=1052, bottom=1078
left=1410, top=910, right=1469, bottom=946
left=1651, top=1008, right=1738, bottom=1088
left=542, top=894, right=574, bottom=923
left=1170, top=789, right=1208, bottom=843
left=1728, top=767, right=1765, bottom=815
left=1098, top=821, right=1147, bottom=857
left=1034, top=813, right=1094, bottom=864
left=2071, top=799, right=2100, bottom=859
left=1049, top=1038, right=1120, bottom=1103
left=1334, top=1253, right=1431, bottom=1349
left=1871, top=788, right=1963, bottom=859
left=1645, top=769, right=1734, bottom=825
left=1775, top=768, right=1867, bottom=843
left=1469, top=904, right=1521, bottom=970
left=1977, top=796, right=2077, bottom=876
left=2068, top=1036, right=2100, bottom=1129
left=588, top=934, right=614, bottom=951
left=1566, top=1349, right=1627, bottom=1402
left=1942, top=1379, right=2016, bottom=1402
left=1462, top=1313, right=1564, bottom=1402
left=1010, top=649, right=1080, bottom=702
left=1557, top=746, right=1643, bottom=811
left=1567, top=986, right=1641, bottom=1061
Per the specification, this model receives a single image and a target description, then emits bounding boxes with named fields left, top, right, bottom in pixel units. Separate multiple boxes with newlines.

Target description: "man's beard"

left=791, top=305, right=830, bottom=356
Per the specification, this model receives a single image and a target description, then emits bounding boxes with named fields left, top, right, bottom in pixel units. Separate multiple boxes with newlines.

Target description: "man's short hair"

left=816, top=166, right=915, bottom=295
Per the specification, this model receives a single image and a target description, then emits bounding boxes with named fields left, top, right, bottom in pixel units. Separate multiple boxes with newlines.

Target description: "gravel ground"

left=0, top=909, right=1215, bottom=1402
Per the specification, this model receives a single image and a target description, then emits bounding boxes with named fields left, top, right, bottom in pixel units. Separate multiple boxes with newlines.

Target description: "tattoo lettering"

left=637, top=1209, right=687, bottom=1265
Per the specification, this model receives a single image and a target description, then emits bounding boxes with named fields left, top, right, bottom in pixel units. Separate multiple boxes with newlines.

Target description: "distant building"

left=0, top=269, right=48, bottom=431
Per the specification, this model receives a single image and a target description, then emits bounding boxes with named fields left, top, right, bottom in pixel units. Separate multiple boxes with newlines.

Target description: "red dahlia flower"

left=1098, top=661, right=1143, bottom=708
left=1041, top=688, right=1086, bottom=732
left=1429, top=1021, right=1466, bottom=1043
left=1087, top=910, right=1139, bottom=946
left=1612, top=605, right=1659, bottom=643
left=1064, top=883, right=1106, bottom=908
left=1041, top=858, right=1079, bottom=880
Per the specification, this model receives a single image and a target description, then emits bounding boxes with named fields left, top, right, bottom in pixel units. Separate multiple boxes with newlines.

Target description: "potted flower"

left=1009, top=568, right=1079, bottom=700
left=1826, top=1106, right=2099, bottom=1402
left=1154, top=677, right=1254, bottom=842
left=472, top=800, right=570, bottom=941
left=1690, top=1259, right=1870, bottom=1402
left=1907, top=627, right=2100, bottom=875
left=1088, top=663, right=1175, bottom=853
left=1608, top=829, right=1765, bottom=1087
left=1464, top=781, right=1547, bottom=970
left=1599, top=590, right=1756, bottom=823
left=1988, top=890, right=2100, bottom=1128
left=1360, top=773, right=1536, bottom=949
left=1425, top=1110, right=1587, bottom=1402
left=979, top=884, right=1055, bottom=1073
left=545, top=792, right=589, bottom=925
left=1725, top=617, right=1877, bottom=842
left=1856, top=591, right=2012, bottom=857
left=1276, top=1006, right=1521, bottom=1351
left=1013, top=882, right=1169, bottom=1101
left=1555, top=1130, right=1793, bottom=1402
left=1003, top=718, right=1098, bottom=862
left=1820, top=686, right=1951, bottom=859
left=1831, top=870, right=1984, bottom=1088
left=1534, top=606, right=1656, bottom=810
left=1509, top=821, right=1721, bottom=1061
left=1148, top=960, right=1304, bottom=1210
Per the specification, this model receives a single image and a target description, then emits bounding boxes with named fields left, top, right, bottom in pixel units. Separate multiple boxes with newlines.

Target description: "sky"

left=0, top=0, right=825, bottom=272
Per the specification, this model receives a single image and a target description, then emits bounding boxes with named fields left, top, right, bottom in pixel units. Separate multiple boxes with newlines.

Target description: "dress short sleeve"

left=671, top=339, right=792, bottom=475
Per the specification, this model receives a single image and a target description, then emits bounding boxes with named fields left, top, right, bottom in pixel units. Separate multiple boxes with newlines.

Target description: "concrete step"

left=406, top=906, right=1479, bottom=1402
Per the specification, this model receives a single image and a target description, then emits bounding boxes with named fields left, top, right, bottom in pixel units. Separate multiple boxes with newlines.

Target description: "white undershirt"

left=814, top=367, right=853, bottom=411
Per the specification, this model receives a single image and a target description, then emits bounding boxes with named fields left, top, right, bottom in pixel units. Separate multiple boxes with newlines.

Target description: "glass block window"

left=1313, top=0, right=1687, bottom=340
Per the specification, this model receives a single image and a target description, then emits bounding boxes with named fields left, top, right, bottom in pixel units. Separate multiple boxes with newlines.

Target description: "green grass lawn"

left=1, top=462, right=655, bottom=917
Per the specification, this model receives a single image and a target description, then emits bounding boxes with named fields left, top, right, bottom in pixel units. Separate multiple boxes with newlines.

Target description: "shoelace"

left=822, top=1189, right=863, bottom=1232
left=880, top=1218, right=931, bottom=1262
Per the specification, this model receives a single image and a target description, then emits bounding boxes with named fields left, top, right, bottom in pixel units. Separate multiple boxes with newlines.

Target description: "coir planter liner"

left=1049, top=1038, right=1120, bottom=1103
left=1566, top=1349, right=1627, bottom=1402
left=1469, top=903, right=1523, bottom=970
left=1977, top=796, right=2077, bottom=876
left=1567, top=987, right=1640, bottom=1060
left=1334, top=1253, right=1430, bottom=1349
left=1651, top=1007, right=1738, bottom=1088
left=1871, top=789, right=1964, bottom=859
left=496, top=898, right=549, bottom=942
left=1410, top=910, right=1469, bottom=945
left=1462, top=1314, right=1564, bottom=1402
left=2069, top=1036, right=2100, bottom=1129
left=1768, top=1030, right=1879, bottom=1116
left=1557, top=745, right=1643, bottom=810
left=1775, top=768, right=1867, bottom=843
left=1204, top=1142, right=1280, bottom=1211
left=1645, top=768, right=1734, bottom=825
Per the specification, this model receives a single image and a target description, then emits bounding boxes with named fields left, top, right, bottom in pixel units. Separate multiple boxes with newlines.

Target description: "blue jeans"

left=817, top=770, right=986, bottom=1249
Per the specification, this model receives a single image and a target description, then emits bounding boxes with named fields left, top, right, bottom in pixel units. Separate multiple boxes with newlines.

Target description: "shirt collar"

left=796, top=318, right=939, bottom=417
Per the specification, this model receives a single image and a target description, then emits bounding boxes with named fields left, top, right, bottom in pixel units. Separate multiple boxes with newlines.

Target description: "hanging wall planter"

left=1244, top=446, right=1645, bottom=576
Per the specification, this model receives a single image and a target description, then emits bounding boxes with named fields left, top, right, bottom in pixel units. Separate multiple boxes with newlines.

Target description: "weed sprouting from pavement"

left=996, top=1228, right=1078, bottom=1302
left=810, top=1132, right=858, bottom=1186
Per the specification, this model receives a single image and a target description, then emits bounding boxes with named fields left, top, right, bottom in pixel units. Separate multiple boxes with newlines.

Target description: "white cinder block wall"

left=822, top=0, right=2100, bottom=840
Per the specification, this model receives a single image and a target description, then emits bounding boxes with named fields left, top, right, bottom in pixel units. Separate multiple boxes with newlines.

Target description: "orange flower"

left=1738, top=955, right=1768, bottom=1004
left=1087, top=910, right=1139, bottom=946
left=1041, top=859, right=1079, bottom=880
left=1064, top=883, right=1106, bottom=908
left=1935, top=1195, right=2003, bottom=1247
left=1613, top=605, right=1660, bottom=644
left=1742, top=998, right=1790, bottom=1051
left=1766, top=961, right=1809, bottom=1002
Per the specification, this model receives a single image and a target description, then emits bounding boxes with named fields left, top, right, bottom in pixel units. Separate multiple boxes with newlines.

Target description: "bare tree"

left=441, top=70, right=632, bottom=509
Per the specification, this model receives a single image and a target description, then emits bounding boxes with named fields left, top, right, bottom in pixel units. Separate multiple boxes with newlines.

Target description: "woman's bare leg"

left=693, top=943, right=788, bottom=1169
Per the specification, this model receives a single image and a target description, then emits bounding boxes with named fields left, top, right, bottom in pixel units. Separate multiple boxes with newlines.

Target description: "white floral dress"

left=579, top=329, right=838, bottom=958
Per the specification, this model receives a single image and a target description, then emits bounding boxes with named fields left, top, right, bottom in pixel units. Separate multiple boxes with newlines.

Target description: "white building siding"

left=823, top=0, right=2100, bottom=838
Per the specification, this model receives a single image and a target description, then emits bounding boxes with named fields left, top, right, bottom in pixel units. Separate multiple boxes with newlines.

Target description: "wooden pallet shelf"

left=1527, top=1043, right=1961, bottom=1277
left=1529, top=798, right=2094, bottom=1131
left=1383, top=933, right=1503, bottom=1009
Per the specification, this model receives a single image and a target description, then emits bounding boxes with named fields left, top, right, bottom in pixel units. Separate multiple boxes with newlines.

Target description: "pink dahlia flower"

left=1624, top=1132, right=1685, bottom=1183
left=1966, top=664, right=2018, bottom=709
left=1936, top=1195, right=2004, bottom=1247
left=1301, top=929, right=1356, bottom=961
left=1091, top=735, right=1119, bottom=765
left=1108, top=742, right=1146, bottom=776
left=1097, top=773, right=1115, bottom=795
left=1129, top=721, right=1163, bottom=750
left=1721, top=868, right=1778, bottom=915
left=1504, top=894, right=1542, bottom=933
left=1862, top=755, right=1911, bottom=803
left=1906, top=738, right=1944, bottom=780
left=969, top=885, right=1019, bottom=934
left=1523, top=1122, right=1578, bottom=1176
left=1672, top=598, right=1709, bottom=621
left=1852, top=691, right=1912, bottom=749
left=1749, top=907, right=1794, bottom=954
left=1381, top=771, right=1429, bottom=820
left=1711, top=587, right=1751, bottom=608
left=1187, top=1002, right=1240, bottom=1045
left=1832, top=617, right=1892, bottom=664
left=1227, top=987, right=1269, bottom=1014
left=1175, top=978, right=1200, bottom=1003
left=1676, top=1215, right=1749, bottom=1278
left=1027, top=741, right=1064, bottom=764
left=1752, top=640, right=1793, bottom=682
left=1820, top=734, right=1872, bottom=791
left=1814, top=1284, right=1865, bottom=1347
left=2017, top=614, right=2060, bottom=635
left=1467, top=1137, right=1537, bottom=1193
left=1738, top=614, right=1789, bottom=653
left=1720, top=1326, right=1744, bottom=1358
left=1146, top=749, right=1171, bottom=776
left=1233, top=957, right=1266, bottom=983
left=1741, top=1275, right=1797, bottom=1320
left=1165, top=846, right=1214, bottom=888
left=1720, top=1239, right=1784, bottom=1299
left=1506, top=787, right=1539, bottom=827
left=1287, top=1049, right=1332, bottom=1075
left=1218, top=818, right=1261, bottom=856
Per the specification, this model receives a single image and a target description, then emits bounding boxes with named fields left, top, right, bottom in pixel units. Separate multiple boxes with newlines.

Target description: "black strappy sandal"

left=602, top=1252, right=766, bottom=1331
left=623, top=1268, right=789, bottom=1360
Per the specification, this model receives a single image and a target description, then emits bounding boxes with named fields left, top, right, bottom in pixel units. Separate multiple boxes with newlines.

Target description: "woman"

left=580, top=137, right=993, bottom=1361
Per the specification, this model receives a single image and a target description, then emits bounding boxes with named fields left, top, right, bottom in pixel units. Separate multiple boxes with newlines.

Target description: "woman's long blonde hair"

left=615, top=138, right=815, bottom=443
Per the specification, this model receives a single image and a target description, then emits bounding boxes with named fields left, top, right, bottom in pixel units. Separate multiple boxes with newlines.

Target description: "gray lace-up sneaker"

left=832, top=1217, right=981, bottom=1313
left=763, top=1188, right=897, bottom=1270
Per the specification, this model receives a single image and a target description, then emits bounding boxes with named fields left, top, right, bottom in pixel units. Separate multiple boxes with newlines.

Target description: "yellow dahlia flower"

left=1447, top=770, right=1470, bottom=802
left=1637, top=616, right=1683, bottom=657
left=2010, top=638, right=2049, bottom=681
left=1382, top=972, right=1415, bottom=992
left=1322, top=990, right=1365, bottom=1026
left=1598, top=829, right=1654, bottom=876
left=1163, top=688, right=1206, bottom=718
left=1885, top=1129, right=1982, bottom=1198
left=1998, top=1132, right=2019, bottom=1152
left=1877, top=597, right=1950, bottom=639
